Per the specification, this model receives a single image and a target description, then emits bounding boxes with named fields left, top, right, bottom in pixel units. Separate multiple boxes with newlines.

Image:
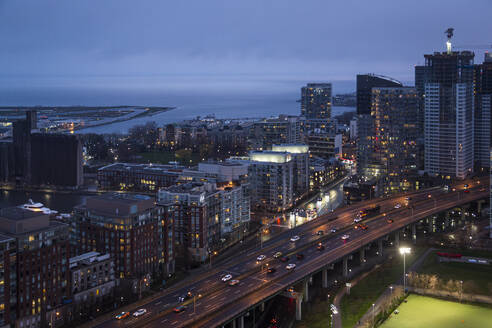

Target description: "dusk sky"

left=1, top=0, right=491, bottom=86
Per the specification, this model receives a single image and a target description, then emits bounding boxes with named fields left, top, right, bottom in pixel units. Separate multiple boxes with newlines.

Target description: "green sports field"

left=380, top=294, right=492, bottom=328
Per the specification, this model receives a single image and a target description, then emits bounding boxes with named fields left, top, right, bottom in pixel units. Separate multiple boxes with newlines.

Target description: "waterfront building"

left=251, top=115, right=301, bottom=150
left=421, top=50, right=475, bottom=179
left=0, top=207, right=70, bottom=328
left=97, top=162, right=186, bottom=191
left=72, top=193, right=175, bottom=279
left=301, top=83, right=332, bottom=120
left=247, top=151, right=294, bottom=212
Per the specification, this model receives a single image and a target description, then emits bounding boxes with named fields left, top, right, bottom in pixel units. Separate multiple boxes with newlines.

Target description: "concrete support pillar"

left=394, top=231, right=400, bottom=247
left=260, top=302, right=265, bottom=312
left=296, top=296, right=302, bottom=321
left=359, top=248, right=365, bottom=264
left=238, top=316, right=244, bottom=328
left=343, top=257, right=348, bottom=278
left=378, top=239, right=383, bottom=256
left=412, top=224, right=417, bottom=244
left=322, top=268, right=328, bottom=288
left=428, top=217, right=433, bottom=232
left=445, top=212, right=450, bottom=229
left=478, top=200, right=483, bottom=215
left=232, top=318, right=237, bottom=328
left=304, top=279, right=309, bottom=302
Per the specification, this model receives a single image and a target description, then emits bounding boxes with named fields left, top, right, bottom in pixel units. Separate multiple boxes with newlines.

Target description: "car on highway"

left=133, top=309, right=147, bottom=317
left=355, top=223, right=367, bottom=230
left=286, top=286, right=295, bottom=293
left=316, top=242, right=325, bottom=251
left=317, top=230, right=324, bottom=235
left=290, top=235, right=300, bottom=242
left=228, top=279, right=240, bottom=286
left=280, top=256, right=289, bottom=262
left=115, top=312, right=130, bottom=320
left=257, top=254, right=266, bottom=261
left=331, top=227, right=338, bottom=233
left=394, top=203, right=401, bottom=209
left=464, top=189, right=470, bottom=193
left=173, top=306, right=186, bottom=313
left=178, top=291, right=193, bottom=302
left=296, top=253, right=305, bottom=260
left=286, top=263, right=296, bottom=270
left=341, top=234, right=350, bottom=240
left=386, top=218, right=394, bottom=224
left=267, top=267, right=277, bottom=274
left=273, top=251, right=283, bottom=259
left=221, top=274, right=233, bottom=282
left=354, top=217, right=362, bottom=223
left=405, top=197, right=412, bottom=201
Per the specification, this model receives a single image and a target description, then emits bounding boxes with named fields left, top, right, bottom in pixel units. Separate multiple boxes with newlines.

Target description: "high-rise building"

left=356, top=74, right=403, bottom=176
left=370, top=87, right=420, bottom=193
left=422, top=50, right=475, bottom=179
left=301, top=83, right=332, bottom=120
left=72, top=193, right=175, bottom=279
left=251, top=115, right=301, bottom=150
left=356, top=74, right=402, bottom=115
left=473, top=53, right=492, bottom=168
left=0, top=208, right=70, bottom=328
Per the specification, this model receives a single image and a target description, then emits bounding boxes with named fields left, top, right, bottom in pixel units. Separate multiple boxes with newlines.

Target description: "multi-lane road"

left=91, top=178, right=487, bottom=328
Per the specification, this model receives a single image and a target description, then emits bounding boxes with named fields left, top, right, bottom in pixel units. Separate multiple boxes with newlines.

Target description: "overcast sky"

left=1, top=0, right=491, bottom=83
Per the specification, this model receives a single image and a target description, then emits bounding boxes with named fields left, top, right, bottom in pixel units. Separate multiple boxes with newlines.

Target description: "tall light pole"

left=372, top=303, right=375, bottom=325
left=400, top=247, right=411, bottom=292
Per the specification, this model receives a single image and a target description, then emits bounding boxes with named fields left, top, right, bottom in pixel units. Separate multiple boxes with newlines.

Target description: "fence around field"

left=406, top=286, right=492, bottom=305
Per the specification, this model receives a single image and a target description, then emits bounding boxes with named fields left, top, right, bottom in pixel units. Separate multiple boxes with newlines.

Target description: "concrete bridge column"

left=359, top=248, right=365, bottom=264
left=445, top=212, right=450, bottom=229
left=478, top=200, right=484, bottom=215
left=238, top=316, right=244, bottom=328
left=378, top=239, right=383, bottom=256
left=295, top=295, right=303, bottom=320
left=394, top=231, right=400, bottom=247
left=322, top=268, right=328, bottom=288
left=343, top=257, right=348, bottom=278
left=232, top=318, right=237, bottom=328
left=304, top=279, right=309, bottom=302
left=260, top=302, right=265, bottom=312
left=412, top=224, right=417, bottom=244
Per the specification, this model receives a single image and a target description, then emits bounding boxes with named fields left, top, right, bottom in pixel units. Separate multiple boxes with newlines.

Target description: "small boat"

left=22, top=199, right=44, bottom=211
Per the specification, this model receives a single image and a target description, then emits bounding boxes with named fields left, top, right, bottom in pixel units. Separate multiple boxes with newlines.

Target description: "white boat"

left=22, top=199, right=44, bottom=211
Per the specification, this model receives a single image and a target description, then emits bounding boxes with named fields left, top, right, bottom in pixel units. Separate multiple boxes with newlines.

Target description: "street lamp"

left=459, top=280, right=463, bottom=302
left=399, top=247, right=411, bottom=292
left=372, top=303, right=375, bottom=325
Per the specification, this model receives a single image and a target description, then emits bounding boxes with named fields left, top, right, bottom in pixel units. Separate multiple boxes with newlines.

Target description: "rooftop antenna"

left=445, top=28, right=454, bottom=54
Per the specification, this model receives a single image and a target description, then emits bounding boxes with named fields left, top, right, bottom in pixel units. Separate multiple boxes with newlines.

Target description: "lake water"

left=0, top=76, right=355, bottom=134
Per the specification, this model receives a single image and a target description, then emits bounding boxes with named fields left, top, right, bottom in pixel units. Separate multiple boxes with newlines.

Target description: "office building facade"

left=301, top=83, right=332, bottom=120
left=251, top=115, right=301, bottom=150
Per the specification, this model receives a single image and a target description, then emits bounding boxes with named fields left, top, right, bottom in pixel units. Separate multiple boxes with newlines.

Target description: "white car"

left=221, top=274, right=232, bottom=282
left=133, top=309, right=147, bottom=317
left=331, top=228, right=338, bottom=233
left=290, top=235, right=300, bottom=242
left=286, top=263, right=296, bottom=270
left=341, top=234, right=350, bottom=240
left=354, top=217, right=362, bottom=223
left=394, top=203, right=401, bottom=209
left=257, top=255, right=266, bottom=261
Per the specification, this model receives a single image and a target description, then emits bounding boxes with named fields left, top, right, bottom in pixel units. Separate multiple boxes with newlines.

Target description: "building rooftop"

left=271, top=144, right=309, bottom=154
left=249, top=151, right=292, bottom=163
left=99, top=162, right=187, bottom=174
left=0, top=207, right=45, bottom=221
left=79, top=192, right=156, bottom=218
